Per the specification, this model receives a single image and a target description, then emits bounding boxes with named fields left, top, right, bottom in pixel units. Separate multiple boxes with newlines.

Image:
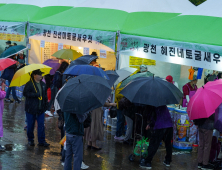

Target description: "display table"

left=173, top=108, right=197, bottom=150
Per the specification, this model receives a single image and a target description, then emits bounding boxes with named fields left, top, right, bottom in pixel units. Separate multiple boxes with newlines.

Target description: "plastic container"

left=103, top=109, right=109, bottom=125
left=108, top=116, right=112, bottom=125
left=192, top=144, right=198, bottom=153
left=112, top=118, right=117, bottom=127
left=173, top=108, right=197, bottom=151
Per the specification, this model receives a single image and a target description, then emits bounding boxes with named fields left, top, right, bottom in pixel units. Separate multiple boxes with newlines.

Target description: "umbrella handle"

left=29, top=73, right=43, bottom=101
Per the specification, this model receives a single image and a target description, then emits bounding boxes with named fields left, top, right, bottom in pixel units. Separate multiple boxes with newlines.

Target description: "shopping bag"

left=133, top=137, right=149, bottom=157
left=59, top=135, right=66, bottom=146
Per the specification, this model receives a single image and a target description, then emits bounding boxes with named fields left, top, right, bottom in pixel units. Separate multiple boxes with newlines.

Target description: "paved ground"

left=0, top=100, right=221, bottom=170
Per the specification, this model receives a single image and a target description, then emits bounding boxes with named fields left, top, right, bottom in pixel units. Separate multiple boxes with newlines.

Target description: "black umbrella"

left=120, top=76, right=183, bottom=107
left=105, top=70, right=119, bottom=87
left=69, top=55, right=98, bottom=67
left=57, top=74, right=111, bottom=114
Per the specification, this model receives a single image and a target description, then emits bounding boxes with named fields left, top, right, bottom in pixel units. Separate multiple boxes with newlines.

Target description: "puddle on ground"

left=4, top=144, right=25, bottom=151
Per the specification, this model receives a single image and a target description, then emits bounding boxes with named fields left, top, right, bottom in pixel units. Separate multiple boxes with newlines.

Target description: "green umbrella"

left=0, top=45, right=27, bottom=58
left=120, top=71, right=153, bottom=88
left=52, top=49, right=82, bottom=61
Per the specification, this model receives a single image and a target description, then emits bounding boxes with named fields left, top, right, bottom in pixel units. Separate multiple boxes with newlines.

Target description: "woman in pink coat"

left=0, top=82, right=6, bottom=150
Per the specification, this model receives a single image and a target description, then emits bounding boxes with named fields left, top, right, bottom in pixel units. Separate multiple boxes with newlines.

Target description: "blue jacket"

left=1, top=64, right=17, bottom=81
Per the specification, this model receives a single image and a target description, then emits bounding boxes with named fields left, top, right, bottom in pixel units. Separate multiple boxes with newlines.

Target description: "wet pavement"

left=0, top=100, right=221, bottom=170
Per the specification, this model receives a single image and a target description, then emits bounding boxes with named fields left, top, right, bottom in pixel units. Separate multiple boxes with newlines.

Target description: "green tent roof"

left=30, top=7, right=180, bottom=33
left=0, top=4, right=72, bottom=22
left=0, top=4, right=40, bottom=22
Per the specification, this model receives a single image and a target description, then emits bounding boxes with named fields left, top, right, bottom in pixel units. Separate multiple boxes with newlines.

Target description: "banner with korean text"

left=119, top=34, right=222, bottom=71
left=0, top=21, right=26, bottom=42
left=29, top=23, right=116, bottom=51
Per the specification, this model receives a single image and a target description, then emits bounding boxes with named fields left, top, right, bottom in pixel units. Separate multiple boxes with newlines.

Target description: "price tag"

left=40, top=40, right=45, bottom=48
left=100, top=49, right=106, bottom=58
left=58, top=43, right=63, bottom=50
left=83, top=47, right=89, bottom=55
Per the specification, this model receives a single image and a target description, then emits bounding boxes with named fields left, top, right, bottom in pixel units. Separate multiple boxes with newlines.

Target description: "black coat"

left=23, top=80, right=48, bottom=115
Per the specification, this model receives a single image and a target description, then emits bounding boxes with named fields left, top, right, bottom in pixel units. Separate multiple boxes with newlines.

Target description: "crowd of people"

left=0, top=41, right=221, bottom=170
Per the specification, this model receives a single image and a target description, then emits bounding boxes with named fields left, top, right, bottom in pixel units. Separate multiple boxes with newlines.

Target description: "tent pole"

left=112, top=30, right=121, bottom=103
left=115, top=30, right=120, bottom=70
left=25, top=21, right=30, bottom=64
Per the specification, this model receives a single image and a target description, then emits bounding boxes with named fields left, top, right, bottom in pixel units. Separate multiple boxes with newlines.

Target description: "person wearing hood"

left=182, top=75, right=198, bottom=107
left=139, top=65, right=148, bottom=73
left=166, top=75, right=179, bottom=88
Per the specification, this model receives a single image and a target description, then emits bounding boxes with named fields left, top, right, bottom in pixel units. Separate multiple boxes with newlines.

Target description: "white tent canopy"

left=181, top=0, right=222, bottom=17
left=0, top=0, right=195, bottom=13
left=76, top=0, right=195, bottom=13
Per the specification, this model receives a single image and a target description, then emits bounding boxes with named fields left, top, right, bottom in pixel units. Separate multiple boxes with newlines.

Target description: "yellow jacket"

left=115, top=82, right=124, bottom=109
left=114, top=69, right=139, bottom=109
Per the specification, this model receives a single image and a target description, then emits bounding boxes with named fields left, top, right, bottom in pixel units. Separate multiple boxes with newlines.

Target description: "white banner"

left=0, top=21, right=26, bottom=42
left=120, top=34, right=222, bottom=71
left=29, top=23, right=116, bottom=51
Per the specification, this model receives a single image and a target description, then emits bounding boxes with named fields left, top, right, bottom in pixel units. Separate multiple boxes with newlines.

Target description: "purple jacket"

left=149, top=105, right=173, bottom=130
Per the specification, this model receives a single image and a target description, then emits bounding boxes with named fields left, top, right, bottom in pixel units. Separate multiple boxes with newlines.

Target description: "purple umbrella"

left=215, top=103, right=222, bottom=133
left=43, top=59, right=61, bottom=75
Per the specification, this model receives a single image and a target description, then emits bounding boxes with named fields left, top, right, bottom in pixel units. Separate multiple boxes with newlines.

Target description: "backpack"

left=109, top=106, right=117, bottom=118
left=193, top=118, right=206, bottom=126
left=84, top=113, right=92, bottom=128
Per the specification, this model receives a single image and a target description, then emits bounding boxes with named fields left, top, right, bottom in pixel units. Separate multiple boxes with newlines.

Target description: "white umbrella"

left=114, top=67, right=137, bottom=86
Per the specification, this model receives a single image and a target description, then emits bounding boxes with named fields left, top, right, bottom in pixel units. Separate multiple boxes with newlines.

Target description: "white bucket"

left=111, top=126, right=117, bottom=135
left=112, top=118, right=117, bottom=127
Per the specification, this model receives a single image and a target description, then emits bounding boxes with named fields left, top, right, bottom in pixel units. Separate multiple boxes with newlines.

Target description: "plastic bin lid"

left=174, top=108, right=187, bottom=113
left=167, top=107, right=175, bottom=111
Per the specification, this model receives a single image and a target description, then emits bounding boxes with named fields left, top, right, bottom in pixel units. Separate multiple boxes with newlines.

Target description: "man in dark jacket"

left=64, top=112, right=89, bottom=170
left=23, top=69, right=49, bottom=147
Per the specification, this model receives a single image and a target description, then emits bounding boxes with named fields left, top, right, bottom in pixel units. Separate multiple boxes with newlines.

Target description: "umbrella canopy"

left=115, top=67, right=137, bottom=86
left=10, top=64, right=52, bottom=87
left=120, top=71, right=153, bottom=88
left=52, top=49, right=82, bottom=61
left=43, top=59, right=61, bottom=75
left=187, top=80, right=222, bottom=120
left=105, top=70, right=119, bottom=87
left=120, top=76, right=183, bottom=107
left=64, top=65, right=109, bottom=80
left=57, top=74, right=112, bottom=114
left=0, top=45, right=27, bottom=59
left=69, top=55, right=98, bottom=67
left=0, top=58, right=17, bottom=71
